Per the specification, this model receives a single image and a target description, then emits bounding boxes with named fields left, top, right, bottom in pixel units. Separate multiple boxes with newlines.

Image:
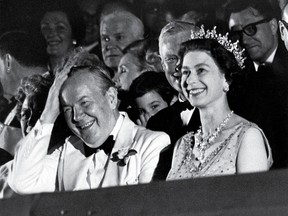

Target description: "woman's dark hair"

left=15, top=74, right=53, bottom=126
left=178, top=38, right=244, bottom=95
left=40, top=0, right=85, bottom=44
left=129, top=71, right=177, bottom=105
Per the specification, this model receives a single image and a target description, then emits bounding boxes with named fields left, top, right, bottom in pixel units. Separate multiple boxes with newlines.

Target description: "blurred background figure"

left=100, top=1, right=144, bottom=76
left=113, top=38, right=163, bottom=92
left=0, top=31, right=47, bottom=125
left=139, top=0, right=168, bottom=38
left=15, top=75, right=53, bottom=137
left=39, top=0, right=85, bottom=74
left=76, top=0, right=103, bottom=58
left=113, top=38, right=163, bottom=112
left=129, top=71, right=177, bottom=127
left=280, top=3, right=288, bottom=51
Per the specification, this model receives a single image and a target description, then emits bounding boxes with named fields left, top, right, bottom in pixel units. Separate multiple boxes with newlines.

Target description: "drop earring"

left=223, top=83, right=229, bottom=93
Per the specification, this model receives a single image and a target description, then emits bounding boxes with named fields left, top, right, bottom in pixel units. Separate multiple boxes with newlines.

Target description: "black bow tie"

left=84, top=135, right=115, bottom=157
left=173, top=100, right=193, bottom=112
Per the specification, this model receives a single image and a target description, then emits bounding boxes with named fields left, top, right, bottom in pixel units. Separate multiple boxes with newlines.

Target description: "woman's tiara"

left=191, top=25, right=246, bottom=69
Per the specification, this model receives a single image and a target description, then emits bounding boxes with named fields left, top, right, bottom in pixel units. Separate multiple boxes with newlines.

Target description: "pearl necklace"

left=196, top=110, right=234, bottom=160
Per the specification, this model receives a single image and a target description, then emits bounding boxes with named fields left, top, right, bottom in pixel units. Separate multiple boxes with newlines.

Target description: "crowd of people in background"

left=0, top=0, right=288, bottom=199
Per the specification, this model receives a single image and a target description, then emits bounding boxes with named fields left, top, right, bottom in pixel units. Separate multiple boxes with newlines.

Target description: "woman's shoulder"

left=227, top=114, right=260, bottom=131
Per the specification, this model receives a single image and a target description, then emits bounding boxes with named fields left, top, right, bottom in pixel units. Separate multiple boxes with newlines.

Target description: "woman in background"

left=40, top=0, right=85, bottom=74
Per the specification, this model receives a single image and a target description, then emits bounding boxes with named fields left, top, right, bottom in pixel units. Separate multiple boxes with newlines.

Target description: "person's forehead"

left=229, top=7, right=264, bottom=28
left=41, top=11, right=69, bottom=24
left=183, top=51, right=213, bottom=66
left=121, top=53, right=139, bottom=64
left=101, top=14, right=133, bottom=33
left=160, top=32, right=190, bottom=55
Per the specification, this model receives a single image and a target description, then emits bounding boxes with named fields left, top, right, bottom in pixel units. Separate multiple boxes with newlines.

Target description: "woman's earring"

left=72, top=39, right=77, bottom=45
left=223, top=83, right=229, bottom=93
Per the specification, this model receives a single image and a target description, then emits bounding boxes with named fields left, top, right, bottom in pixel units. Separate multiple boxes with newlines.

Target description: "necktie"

left=84, top=135, right=115, bottom=157
left=257, top=64, right=272, bottom=76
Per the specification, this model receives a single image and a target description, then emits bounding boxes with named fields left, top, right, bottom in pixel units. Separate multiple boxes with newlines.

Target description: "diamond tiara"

left=190, top=25, right=246, bottom=69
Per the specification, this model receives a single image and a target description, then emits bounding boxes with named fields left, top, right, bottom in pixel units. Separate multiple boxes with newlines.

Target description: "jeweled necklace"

left=196, top=110, right=234, bottom=160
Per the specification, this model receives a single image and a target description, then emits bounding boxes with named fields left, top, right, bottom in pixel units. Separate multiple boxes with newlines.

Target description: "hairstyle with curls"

left=123, top=38, right=163, bottom=73
left=40, top=0, right=85, bottom=44
left=15, top=74, right=53, bottom=125
left=129, top=71, right=177, bottom=106
left=0, top=31, right=47, bottom=68
left=178, top=38, right=243, bottom=95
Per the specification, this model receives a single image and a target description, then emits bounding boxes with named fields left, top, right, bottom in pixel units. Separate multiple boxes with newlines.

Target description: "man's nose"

left=104, top=40, right=116, bottom=51
left=73, top=107, right=84, bottom=122
left=242, top=33, right=251, bottom=47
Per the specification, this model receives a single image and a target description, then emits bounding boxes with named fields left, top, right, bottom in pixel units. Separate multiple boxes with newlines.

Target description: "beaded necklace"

left=181, top=110, right=234, bottom=175
left=196, top=110, right=234, bottom=160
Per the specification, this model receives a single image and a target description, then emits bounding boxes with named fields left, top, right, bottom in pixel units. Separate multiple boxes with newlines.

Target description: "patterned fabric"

left=167, top=121, right=273, bottom=180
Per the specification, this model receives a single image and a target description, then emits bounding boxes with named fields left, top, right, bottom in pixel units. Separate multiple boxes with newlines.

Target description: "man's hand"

left=40, top=48, right=85, bottom=124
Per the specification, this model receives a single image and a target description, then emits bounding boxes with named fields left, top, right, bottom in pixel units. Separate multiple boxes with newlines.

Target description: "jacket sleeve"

left=138, top=131, right=170, bottom=183
left=8, top=120, right=60, bottom=194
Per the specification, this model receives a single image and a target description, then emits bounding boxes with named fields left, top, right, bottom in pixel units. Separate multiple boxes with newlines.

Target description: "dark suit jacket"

left=233, top=41, right=288, bottom=169
left=147, top=100, right=200, bottom=180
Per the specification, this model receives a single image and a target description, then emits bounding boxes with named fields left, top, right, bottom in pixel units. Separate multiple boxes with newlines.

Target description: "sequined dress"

left=167, top=121, right=273, bottom=180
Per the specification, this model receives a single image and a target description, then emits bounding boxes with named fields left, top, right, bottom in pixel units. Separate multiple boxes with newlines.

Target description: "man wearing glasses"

left=280, top=3, right=288, bottom=51
left=146, top=21, right=201, bottom=180
left=226, top=0, right=288, bottom=169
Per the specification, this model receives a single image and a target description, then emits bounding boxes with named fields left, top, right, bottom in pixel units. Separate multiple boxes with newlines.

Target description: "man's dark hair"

left=0, top=31, right=47, bottom=68
left=225, top=0, right=280, bottom=21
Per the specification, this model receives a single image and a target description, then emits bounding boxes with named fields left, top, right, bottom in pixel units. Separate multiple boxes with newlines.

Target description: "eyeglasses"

left=163, top=55, right=179, bottom=66
left=280, top=19, right=288, bottom=30
left=230, top=18, right=270, bottom=38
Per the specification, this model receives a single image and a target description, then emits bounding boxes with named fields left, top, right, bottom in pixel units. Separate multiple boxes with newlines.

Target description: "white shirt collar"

left=110, top=113, right=124, bottom=140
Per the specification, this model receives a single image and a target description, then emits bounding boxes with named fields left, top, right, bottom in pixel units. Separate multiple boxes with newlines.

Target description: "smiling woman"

left=39, top=0, right=85, bottom=74
left=167, top=30, right=273, bottom=180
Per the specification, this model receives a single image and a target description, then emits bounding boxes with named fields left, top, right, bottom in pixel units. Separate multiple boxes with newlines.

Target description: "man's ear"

left=106, top=86, right=118, bottom=109
left=269, top=18, right=278, bottom=35
left=4, top=54, right=12, bottom=73
left=279, top=21, right=286, bottom=40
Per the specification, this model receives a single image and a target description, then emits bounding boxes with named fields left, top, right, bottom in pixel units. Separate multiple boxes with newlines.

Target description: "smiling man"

left=146, top=21, right=201, bottom=180
left=8, top=59, right=169, bottom=194
left=226, top=0, right=288, bottom=169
